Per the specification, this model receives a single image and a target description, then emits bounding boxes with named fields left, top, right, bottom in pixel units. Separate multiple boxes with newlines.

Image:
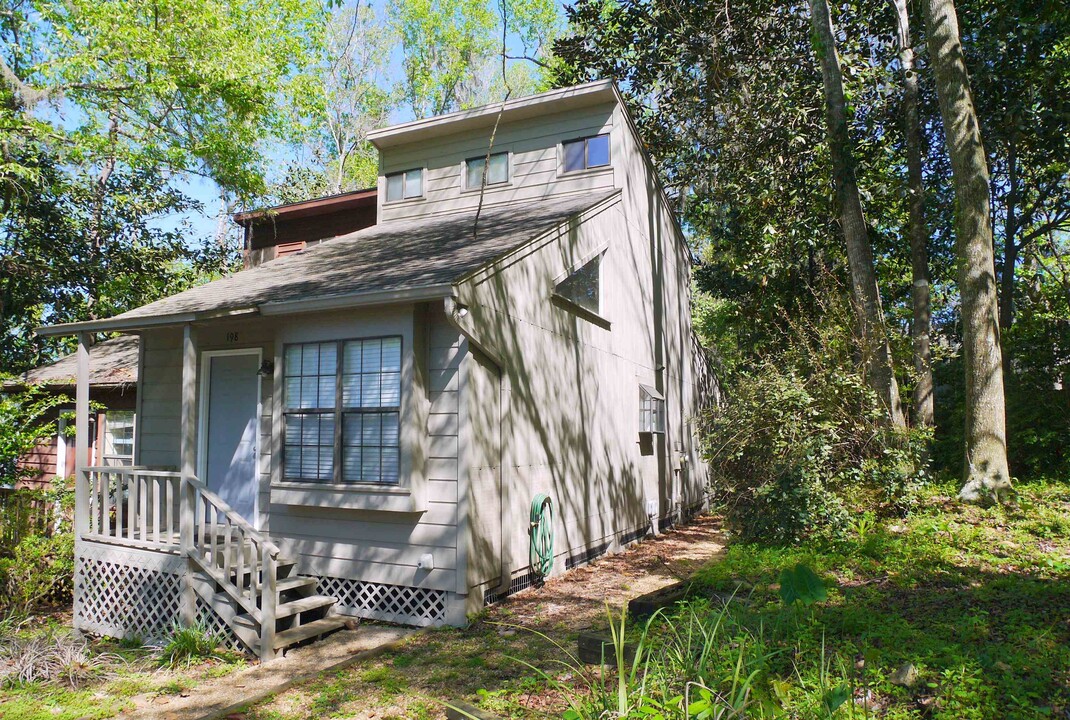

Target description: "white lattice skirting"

left=316, top=576, right=446, bottom=626
left=75, top=544, right=184, bottom=642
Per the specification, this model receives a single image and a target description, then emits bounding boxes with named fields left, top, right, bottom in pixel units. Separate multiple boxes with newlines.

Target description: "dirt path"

left=493, top=513, right=726, bottom=631
left=223, top=515, right=727, bottom=720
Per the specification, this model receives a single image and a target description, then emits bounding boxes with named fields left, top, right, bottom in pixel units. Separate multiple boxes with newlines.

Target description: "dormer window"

left=465, top=152, right=509, bottom=190
left=562, top=134, right=611, bottom=173
left=385, top=168, right=423, bottom=202
left=554, top=252, right=602, bottom=315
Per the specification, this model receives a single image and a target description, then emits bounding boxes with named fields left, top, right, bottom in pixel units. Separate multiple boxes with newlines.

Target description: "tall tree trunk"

left=809, top=0, right=906, bottom=429
left=999, top=139, right=1019, bottom=329
left=923, top=0, right=1012, bottom=502
left=891, top=0, right=933, bottom=428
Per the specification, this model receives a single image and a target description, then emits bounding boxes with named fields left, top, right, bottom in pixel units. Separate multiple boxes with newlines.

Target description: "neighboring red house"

left=4, top=335, right=139, bottom=489
left=235, top=187, right=377, bottom=268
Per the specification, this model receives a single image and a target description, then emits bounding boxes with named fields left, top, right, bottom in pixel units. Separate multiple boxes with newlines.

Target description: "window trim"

left=383, top=167, right=425, bottom=203
left=559, top=133, right=612, bottom=175
left=461, top=151, right=512, bottom=192
left=551, top=247, right=611, bottom=328
left=639, top=384, right=666, bottom=434
left=281, top=335, right=404, bottom=486
left=101, top=410, right=136, bottom=467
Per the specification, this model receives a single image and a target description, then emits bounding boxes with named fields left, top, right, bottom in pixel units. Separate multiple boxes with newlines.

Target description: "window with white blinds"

left=283, top=337, right=402, bottom=484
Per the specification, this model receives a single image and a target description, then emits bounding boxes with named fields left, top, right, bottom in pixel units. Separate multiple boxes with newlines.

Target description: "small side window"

left=465, top=152, right=509, bottom=190
left=554, top=253, right=602, bottom=315
left=639, top=385, right=665, bottom=434
left=385, top=168, right=424, bottom=202
left=562, top=133, right=611, bottom=173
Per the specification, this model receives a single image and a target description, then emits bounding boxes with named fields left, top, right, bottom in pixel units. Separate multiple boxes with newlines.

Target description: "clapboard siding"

left=380, top=104, right=616, bottom=223
left=382, top=108, right=615, bottom=170
left=137, top=328, right=182, bottom=468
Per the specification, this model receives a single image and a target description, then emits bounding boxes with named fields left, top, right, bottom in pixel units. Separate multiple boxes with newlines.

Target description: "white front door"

left=201, top=351, right=260, bottom=526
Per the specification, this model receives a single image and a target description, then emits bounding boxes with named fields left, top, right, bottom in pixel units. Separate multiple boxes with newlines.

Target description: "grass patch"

left=239, top=480, right=1068, bottom=719
left=676, top=479, right=1070, bottom=718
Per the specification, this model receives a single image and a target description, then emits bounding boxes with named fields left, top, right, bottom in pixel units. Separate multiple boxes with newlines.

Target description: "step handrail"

left=180, top=474, right=279, bottom=661
left=181, top=475, right=281, bottom=558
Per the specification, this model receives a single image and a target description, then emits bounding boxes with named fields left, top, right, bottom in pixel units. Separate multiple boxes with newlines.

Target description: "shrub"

left=700, top=282, right=930, bottom=544
left=0, top=532, right=75, bottom=618
left=0, top=386, right=68, bottom=487
left=159, top=622, right=220, bottom=669
left=702, top=361, right=928, bottom=544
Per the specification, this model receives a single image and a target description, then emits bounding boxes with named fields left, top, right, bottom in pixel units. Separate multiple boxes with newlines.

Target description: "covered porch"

left=40, top=319, right=344, bottom=661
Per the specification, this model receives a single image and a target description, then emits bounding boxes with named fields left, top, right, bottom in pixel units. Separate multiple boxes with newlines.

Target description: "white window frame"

left=639, top=384, right=666, bottom=434
left=384, top=167, right=425, bottom=203
left=462, top=151, right=511, bottom=192
left=280, top=336, right=404, bottom=486
left=101, top=410, right=137, bottom=467
left=559, top=133, right=612, bottom=175
left=55, top=415, right=68, bottom=477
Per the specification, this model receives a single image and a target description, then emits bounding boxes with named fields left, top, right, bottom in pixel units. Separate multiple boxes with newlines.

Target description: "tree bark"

left=809, top=0, right=906, bottom=429
left=891, top=0, right=933, bottom=428
left=923, top=0, right=1012, bottom=502
left=999, top=138, right=1019, bottom=329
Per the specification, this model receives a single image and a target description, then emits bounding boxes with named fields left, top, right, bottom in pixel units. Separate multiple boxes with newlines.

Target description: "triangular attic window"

left=555, top=253, right=602, bottom=315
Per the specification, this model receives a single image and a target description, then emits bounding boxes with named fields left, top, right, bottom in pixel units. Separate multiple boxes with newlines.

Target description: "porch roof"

left=3, top=335, right=138, bottom=390
left=36, top=191, right=619, bottom=336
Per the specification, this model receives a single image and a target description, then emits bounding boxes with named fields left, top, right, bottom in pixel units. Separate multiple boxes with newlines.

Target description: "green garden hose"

left=529, top=493, right=554, bottom=579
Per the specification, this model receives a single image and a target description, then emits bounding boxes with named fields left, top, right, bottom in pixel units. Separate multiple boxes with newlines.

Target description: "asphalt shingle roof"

left=4, top=335, right=138, bottom=389
left=110, top=191, right=617, bottom=323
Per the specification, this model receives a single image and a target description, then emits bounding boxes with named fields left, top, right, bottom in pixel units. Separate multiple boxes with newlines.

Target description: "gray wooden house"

left=37, top=81, right=714, bottom=660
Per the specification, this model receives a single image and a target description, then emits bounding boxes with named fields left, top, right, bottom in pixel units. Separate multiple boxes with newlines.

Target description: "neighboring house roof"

left=232, top=187, right=377, bottom=226
left=3, top=335, right=138, bottom=389
left=39, top=191, right=619, bottom=334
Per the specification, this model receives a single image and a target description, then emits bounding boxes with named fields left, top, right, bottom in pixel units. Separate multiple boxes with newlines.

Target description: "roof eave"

left=258, top=284, right=454, bottom=316
left=35, top=285, right=455, bottom=338
left=368, top=81, right=618, bottom=149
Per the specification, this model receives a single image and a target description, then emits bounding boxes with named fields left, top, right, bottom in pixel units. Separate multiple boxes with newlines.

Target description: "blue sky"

left=155, top=0, right=566, bottom=246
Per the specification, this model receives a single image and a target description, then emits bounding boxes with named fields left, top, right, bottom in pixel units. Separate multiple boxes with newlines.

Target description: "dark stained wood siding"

left=243, top=205, right=377, bottom=268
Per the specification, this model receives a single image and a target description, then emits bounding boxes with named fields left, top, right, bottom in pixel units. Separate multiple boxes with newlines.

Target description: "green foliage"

left=778, top=563, right=828, bottom=606
left=6, top=0, right=326, bottom=198
left=159, top=622, right=220, bottom=669
left=1, top=0, right=318, bottom=371
left=701, top=297, right=929, bottom=542
left=932, top=251, right=1070, bottom=479
left=0, top=533, right=75, bottom=618
left=513, top=604, right=761, bottom=720
left=687, top=480, right=1070, bottom=718
left=0, top=387, right=67, bottom=485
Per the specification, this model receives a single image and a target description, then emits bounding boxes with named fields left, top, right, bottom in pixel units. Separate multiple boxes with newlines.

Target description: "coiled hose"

left=529, top=493, right=554, bottom=579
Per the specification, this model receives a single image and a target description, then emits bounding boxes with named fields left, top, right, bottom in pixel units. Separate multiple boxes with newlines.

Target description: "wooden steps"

left=272, top=617, right=347, bottom=650
left=277, top=594, right=336, bottom=619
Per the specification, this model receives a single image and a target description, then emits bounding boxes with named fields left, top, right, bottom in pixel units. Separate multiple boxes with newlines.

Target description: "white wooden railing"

left=81, top=467, right=280, bottom=658
left=84, top=467, right=182, bottom=549
left=182, top=475, right=279, bottom=631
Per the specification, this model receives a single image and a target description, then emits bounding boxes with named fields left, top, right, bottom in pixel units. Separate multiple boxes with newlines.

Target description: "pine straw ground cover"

left=0, top=610, right=252, bottom=720
left=231, top=481, right=1069, bottom=720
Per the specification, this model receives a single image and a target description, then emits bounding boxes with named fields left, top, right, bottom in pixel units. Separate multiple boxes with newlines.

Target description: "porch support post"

left=74, top=333, right=91, bottom=537
left=179, top=323, right=198, bottom=626
left=72, top=333, right=91, bottom=633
